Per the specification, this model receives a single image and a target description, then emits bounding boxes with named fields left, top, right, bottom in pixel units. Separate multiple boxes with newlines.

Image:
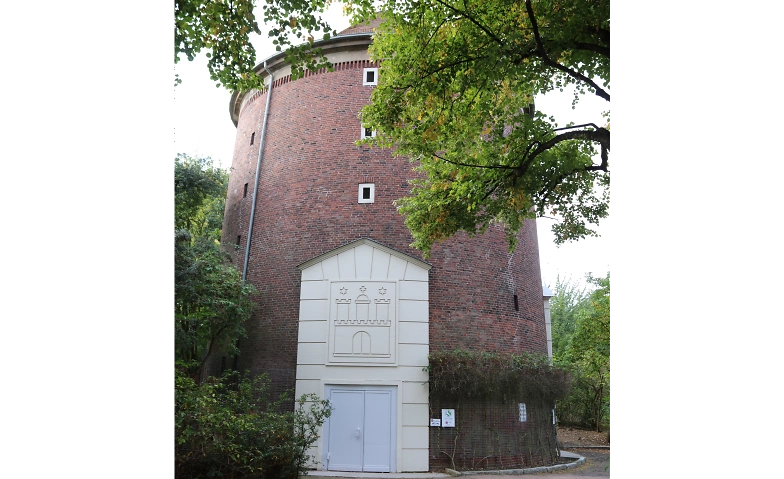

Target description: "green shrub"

left=554, top=363, right=609, bottom=432
left=175, top=365, right=331, bottom=478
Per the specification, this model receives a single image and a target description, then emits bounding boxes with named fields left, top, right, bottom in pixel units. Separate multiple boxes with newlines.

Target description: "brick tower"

left=221, top=23, right=554, bottom=473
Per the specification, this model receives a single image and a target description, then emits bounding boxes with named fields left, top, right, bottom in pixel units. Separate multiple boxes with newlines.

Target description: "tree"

left=175, top=154, right=256, bottom=381
left=568, top=274, right=610, bottom=364
left=175, top=153, right=228, bottom=238
left=548, top=276, right=589, bottom=361
left=567, top=273, right=610, bottom=432
left=175, top=0, right=339, bottom=90
left=360, top=0, right=609, bottom=255
left=551, top=273, right=610, bottom=431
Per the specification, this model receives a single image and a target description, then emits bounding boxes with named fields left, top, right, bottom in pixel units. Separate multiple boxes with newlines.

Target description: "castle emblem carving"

left=328, top=281, right=396, bottom=364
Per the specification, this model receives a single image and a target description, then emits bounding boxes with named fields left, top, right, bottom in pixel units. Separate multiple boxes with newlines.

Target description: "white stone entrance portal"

left=295, top=239, right=431, bottom=472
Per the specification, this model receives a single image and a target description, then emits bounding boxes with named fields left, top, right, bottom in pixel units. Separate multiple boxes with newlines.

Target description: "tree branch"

left=432, top=0, right=505, bottom=46
left=197, top=324, right=228, bottom=380
left=574, top=42, right=610, bottom=58
left=553, top=123, right=603, bottom=132
left=481, top=177, right=504, bottom=202
left=536, top=142, right=609, bottom=206
left=525, top=0, right=610, bottom=101
left=422, top=15, right=450, bottom=52
left=417, top=55, right=488, bottom=83
left=433, top=152, right=518, bottom=170
left=518, top=127, right=610, bottom=175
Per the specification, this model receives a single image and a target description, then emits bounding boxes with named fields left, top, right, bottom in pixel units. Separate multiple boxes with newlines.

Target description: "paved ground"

left=450, top=449, right=614, bottom=479
left=307, top=449, right=610, bottom=479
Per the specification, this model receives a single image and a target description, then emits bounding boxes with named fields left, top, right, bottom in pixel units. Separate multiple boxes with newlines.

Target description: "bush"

left=175, top=365, right=331, bottom=478
left=554, top=363, right=609, bottom=432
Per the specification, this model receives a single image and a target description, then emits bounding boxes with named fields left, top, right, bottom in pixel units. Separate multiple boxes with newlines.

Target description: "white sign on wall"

left=430, top=419, right=441, bottom=427
left=441, top=409, right=455, bottom=427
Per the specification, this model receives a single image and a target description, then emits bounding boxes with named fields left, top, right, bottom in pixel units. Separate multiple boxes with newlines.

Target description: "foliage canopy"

left=175, top=0, right=338, bottom=89
left=548, top=276, right=589, bottom=360
left=549, top=273, right=610, bottom=431
left=360, top=0, right=609, bottom=255
left=174, top=154, right=256, bottom=380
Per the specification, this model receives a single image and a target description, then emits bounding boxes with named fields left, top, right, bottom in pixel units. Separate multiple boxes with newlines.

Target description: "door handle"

left=355, top=427, right=361, bottom=438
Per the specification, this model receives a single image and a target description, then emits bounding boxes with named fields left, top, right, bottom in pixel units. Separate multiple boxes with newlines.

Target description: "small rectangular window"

left=361, top=127, right=376, bottom=139
left=250, top=132, right=255, bottom=145
left=243, top=183, right=248, bottom=198
left=514, top=294, right=519, bottom=311
left=363, top=67, right=378, bottom=86
left=358, top=183, right=375, bottom=203
left=236, top=235, right=242, bottom=246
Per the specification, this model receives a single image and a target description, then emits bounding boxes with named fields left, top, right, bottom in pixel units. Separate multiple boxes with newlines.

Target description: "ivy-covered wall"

left=428, top=397, right=558, bottom=470
left=427, top=350, right=570, bottom=471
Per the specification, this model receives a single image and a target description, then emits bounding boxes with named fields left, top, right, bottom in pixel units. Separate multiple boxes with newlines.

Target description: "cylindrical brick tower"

left=221, top=23, right=553, bottom=474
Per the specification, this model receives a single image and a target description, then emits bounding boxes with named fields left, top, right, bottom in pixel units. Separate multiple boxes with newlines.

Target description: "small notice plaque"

left=430, top=419, right=441, bottom=427
left=441, top=409, right=455, bottom=427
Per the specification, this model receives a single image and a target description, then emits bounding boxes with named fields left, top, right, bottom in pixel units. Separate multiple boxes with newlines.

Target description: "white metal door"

left=362, top=390, right=392, bottom=472
left=326, top=390, right=364, bottom=471
left=326, top=386, right=395, bottom=472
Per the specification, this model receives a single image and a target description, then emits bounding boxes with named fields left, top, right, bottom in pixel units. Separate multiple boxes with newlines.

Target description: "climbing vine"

left=427, top=350, right=571, bottom=402
left=427, top=350, right=571, bottom=470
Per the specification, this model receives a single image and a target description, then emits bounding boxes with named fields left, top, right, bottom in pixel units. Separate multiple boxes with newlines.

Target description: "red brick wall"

left=222, top=58, right=548, bottom=401
left=428, top=221, right=547, bottom=355
left=222, top=86, right=268, bottom=268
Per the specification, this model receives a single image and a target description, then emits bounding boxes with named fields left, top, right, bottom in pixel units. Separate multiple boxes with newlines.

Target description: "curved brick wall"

left=221, top=41, right=548, bottom=401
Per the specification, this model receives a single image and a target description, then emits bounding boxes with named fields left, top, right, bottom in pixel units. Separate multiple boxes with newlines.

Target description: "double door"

left=325, top=386, right=396, bottom=472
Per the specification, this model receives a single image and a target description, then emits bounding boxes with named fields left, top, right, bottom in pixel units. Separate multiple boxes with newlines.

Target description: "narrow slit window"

left=363, top=67, right=378, bottom=86
left=514, top=294, right=519, bottom=311
left=358, top=183, right=375, bottom=203
left=250, top=132, right=255, bottom=145
left=243, top=183, right=248, bottom=198
left=236, top=235, right=242, bottom=246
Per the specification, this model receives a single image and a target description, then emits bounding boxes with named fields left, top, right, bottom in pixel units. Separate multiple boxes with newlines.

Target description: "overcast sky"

left=173, top=4, right=611, bottom=291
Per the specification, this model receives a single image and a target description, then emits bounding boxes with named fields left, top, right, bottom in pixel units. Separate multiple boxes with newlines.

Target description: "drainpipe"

left=542, top=283, right=554, bottom=364
left=242, top=61, right=274, bottom=281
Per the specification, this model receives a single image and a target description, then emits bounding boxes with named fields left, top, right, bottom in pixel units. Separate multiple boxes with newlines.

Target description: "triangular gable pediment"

left=296, top=237, right=432, bottom=271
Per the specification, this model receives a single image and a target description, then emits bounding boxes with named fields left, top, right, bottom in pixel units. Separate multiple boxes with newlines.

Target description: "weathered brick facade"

left=220, top=30, right=553, bottom=470
left=428, top=397, right=559, bottom=470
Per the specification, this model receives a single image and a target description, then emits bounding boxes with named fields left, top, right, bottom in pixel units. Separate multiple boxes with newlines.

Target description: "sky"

left=173, top=4, right=611, bottom=292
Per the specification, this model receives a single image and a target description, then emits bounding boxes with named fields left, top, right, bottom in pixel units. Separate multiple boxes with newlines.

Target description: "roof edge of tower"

left=229, top=32, right=374, bottom=127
